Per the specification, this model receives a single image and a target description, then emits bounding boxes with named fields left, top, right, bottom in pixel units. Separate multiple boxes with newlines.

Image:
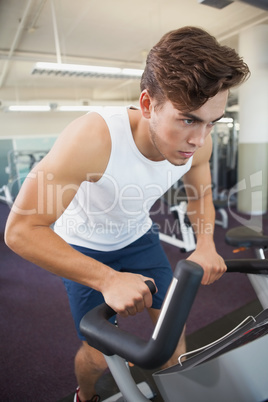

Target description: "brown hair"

left=140, top=26, right=250, bottom=111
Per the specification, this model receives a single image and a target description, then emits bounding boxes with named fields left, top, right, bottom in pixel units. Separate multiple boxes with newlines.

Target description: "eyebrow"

left=181, top=112, right=225, bottom=124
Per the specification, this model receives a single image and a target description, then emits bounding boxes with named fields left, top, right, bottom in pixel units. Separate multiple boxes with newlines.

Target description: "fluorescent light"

left=58, top=105, right=90, bottom=112
left=8, top=105, right=51, bottom=112
left=6, top=104, right=113, bottom=113
left=34, top=62, right=121, bottom=74
left=218, top=117, right=233, bottom=123
left=122, top=68, right=144, bottom=77
left=58, top=105, right=102, bottom=112
left=32, top=62, right=144, bottom=79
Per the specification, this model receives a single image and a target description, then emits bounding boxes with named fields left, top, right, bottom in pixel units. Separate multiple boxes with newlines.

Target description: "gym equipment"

left=0, top=149, right=49, bottom=206
left=159, top=201, right=196, bottom=252
left=80, top=259, right=268, bottom=401
left=80, top=260, right=203, bottom=401
left=209, top=118, right=240, bottom=229
left=0, top=184, right=13, bottom=207
left=158, top=170, right=230, bottom=255
left=5, top=149, right=48, bottom=196
left=159, top=185, right=196, bottom=253
left=153, top=308, right=268, bottom=402
left=211, top=119, right=238, bottom=202
left=214, top=199, right=228, bottom=229
left=226, top=225, right=268, bottom=309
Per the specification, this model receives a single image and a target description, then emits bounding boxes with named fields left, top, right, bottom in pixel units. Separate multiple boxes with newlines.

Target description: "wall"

left=0, top=111, right=79, bottom=197
left=0, top=111, right=82, bottom=138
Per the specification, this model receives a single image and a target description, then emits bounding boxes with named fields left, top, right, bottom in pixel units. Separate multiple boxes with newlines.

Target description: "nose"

left=187, top=125, right=209, bottom=148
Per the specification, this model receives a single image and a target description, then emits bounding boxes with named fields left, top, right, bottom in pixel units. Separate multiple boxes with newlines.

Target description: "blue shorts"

left=62, top=223, right=173, bottom=340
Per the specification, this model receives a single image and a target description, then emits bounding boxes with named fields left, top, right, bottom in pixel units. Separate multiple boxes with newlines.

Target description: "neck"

left=128, top=109, right=164, bottom=162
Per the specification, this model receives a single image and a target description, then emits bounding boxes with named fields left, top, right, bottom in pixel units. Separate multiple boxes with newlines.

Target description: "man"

left=5, top=26, right=249, bottom=402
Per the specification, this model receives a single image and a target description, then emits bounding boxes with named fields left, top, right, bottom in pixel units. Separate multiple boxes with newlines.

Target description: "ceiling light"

left=32, top=62, right=144, bottom=79
left=5, top=104, right=130, bottom=113
left=7, top=105, right=51, bottom=112
left=122, top=68, right=144, bottom=77
left=58, top=105, right=103, bottom=112
left=218, top=117, right=233, bottom=123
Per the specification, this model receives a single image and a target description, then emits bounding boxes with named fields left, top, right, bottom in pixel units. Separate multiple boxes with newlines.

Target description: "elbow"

left=4, top=219, right=26, bottom=255
left=4, top=225, right=17, bottom=252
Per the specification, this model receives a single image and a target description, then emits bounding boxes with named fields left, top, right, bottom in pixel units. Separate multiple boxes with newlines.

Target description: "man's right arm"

left=5, top=113, right=110, bottom=284
left=4, top=113, right=155, bottom=316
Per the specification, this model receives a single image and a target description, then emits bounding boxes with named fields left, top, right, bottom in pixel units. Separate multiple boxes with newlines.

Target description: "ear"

left=139, top=90, right=153, bottom=119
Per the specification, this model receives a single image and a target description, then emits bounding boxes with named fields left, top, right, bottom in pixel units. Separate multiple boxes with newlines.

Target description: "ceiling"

left=0, top=0, right=268, bottom=109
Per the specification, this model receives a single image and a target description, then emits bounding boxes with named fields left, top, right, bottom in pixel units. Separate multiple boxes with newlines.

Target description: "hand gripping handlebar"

left=80, top=260, right=204, bottom=370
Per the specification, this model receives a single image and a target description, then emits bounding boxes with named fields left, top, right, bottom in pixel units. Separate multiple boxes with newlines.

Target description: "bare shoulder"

left=42, top=112, right=111, bottom=183
left=6, top=113, right=111, bottom=228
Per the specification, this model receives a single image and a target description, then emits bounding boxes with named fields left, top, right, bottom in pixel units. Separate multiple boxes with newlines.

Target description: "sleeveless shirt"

left=54, top=107, right=193, bottom=251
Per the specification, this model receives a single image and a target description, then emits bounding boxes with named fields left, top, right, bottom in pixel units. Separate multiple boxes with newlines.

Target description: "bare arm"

left=183, top=135, right=226, bottom=284
left=5, top=113, right=154, bottom=316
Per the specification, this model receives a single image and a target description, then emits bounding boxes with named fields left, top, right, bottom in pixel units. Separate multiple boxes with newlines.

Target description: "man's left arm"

left=183, top=135, right=227, bottom=285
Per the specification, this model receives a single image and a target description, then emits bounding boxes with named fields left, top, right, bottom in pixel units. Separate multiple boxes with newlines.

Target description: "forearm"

left=5, top=215, right=155, bottom=315
left=5, top=217, right=113, bottom=292
left=182, top=144, right=226, bottom=284
left=186, top=192, right=216, bottom=248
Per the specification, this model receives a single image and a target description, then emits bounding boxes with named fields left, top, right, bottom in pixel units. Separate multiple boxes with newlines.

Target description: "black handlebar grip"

left=225, top=259, right=268, bottom=275
left=101, top=279, right=157, bottom=319
left=145, top=280, right=157, bottom=295
left=80, top=259, right=203, bottom=369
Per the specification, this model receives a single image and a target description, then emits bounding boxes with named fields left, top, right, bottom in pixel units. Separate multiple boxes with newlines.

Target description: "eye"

left=183, top=119, right=194, bottom=125
left=208, top=121, right=217, bottom=127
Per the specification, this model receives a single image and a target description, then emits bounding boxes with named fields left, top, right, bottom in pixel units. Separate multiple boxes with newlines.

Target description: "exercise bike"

left=0, top=184, right=13, bottom=207
left=80, top=258, right=268, bottom=402
left=225, top=225, right=268, bottom=309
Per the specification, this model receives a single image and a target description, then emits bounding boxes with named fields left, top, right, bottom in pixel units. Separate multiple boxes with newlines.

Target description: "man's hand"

left=187, top=245, right=226, bottom=285
left=102, top=271, right=158, bottom=317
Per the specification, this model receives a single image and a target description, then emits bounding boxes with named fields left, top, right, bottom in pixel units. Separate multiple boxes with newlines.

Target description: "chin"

left=167, top=156, right=188, bottom=166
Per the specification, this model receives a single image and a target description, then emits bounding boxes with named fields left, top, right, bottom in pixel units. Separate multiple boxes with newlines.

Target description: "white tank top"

left=54, top=107, right=193, bottom=251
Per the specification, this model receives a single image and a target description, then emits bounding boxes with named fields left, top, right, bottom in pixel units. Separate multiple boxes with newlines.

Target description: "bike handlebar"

left=79, top=258, right=268, bottom=370
left=226, top=259, right=268, bottom=274
left=80, top=259, right=204, bottom=369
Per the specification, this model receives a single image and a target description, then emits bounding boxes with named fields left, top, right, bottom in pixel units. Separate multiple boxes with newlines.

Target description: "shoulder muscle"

left=10, top=113, right=111, bottom=225
left=46, top=112, right=111, bottom=184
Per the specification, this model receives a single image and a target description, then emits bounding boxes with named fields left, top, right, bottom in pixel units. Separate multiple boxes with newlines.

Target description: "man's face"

left=148, top=90, right=228, bottom=166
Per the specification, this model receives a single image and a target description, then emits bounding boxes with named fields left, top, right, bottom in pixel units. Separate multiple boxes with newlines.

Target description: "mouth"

left=177, top=151, right=195, bottom=158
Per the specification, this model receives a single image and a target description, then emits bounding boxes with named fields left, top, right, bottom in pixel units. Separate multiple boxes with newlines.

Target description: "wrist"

left=195, top=234, right=215, bottom=250
left=98, top=265, right=118, bottom=293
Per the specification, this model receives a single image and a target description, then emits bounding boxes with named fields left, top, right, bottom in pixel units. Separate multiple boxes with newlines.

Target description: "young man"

left=5, top=27, right=249, bottom=402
